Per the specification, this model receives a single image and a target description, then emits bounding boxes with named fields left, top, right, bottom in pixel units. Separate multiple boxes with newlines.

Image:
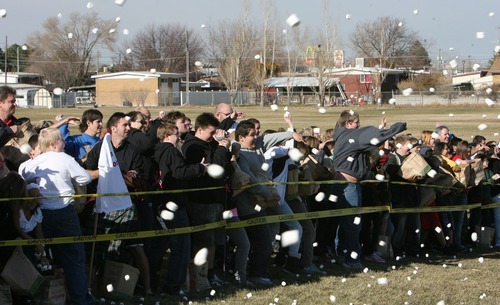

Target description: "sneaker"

left=364, top=252, right=386, bottom=264
left=303, top=265, right=327, bottom=275
left=209, top=274, right=224, bottom=287
left=236, top=279, right=255, bottom=288
left=342, top=261, right=363, bottom=270
left=282, top=256, right=303, bottom=275
left=248, top=277, right=274, bottom=286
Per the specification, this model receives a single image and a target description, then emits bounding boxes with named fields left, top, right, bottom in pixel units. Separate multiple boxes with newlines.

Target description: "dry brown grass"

left=15, top=104, right=500, bottom=305
left=16, top=104, right=500, bottom=141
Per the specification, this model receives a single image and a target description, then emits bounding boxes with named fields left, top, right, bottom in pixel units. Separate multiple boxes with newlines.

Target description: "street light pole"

left=4, top=36, right=7, bottom=84
left=185, top=30, right=190, bottom=106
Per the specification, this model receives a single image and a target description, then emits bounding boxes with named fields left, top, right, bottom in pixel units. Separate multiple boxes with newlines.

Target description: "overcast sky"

left=0, top=0, right=498, bottom=66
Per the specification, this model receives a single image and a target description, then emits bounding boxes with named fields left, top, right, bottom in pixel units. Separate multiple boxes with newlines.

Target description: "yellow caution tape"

left=2, top=179, right=500, bottom=247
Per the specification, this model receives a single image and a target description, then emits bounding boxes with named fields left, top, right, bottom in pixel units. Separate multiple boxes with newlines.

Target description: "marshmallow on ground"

left=270, top=104, right=279, bottom=111
left=377, top=278, right=388, bottom=285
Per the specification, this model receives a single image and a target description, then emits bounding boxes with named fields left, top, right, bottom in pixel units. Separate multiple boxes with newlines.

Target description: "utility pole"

left=185, top=30, right=190, bottom=106
left=4, top=36, right=7, bottom=84
left=437, top=48, right=442, bottom=71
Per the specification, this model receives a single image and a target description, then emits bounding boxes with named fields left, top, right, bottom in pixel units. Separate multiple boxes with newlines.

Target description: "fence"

left=19, top=89, right=499, bottom=109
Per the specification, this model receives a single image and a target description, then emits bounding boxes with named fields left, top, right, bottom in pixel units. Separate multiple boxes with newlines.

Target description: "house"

left=325, top=67, right=407, bottom=103
left=91, top=71, right=184, bottom=107
left=263, top=76, right=345, bottom=104
left=0, top=72, right=44, bottom=86
left=452, top=56, right=500, bottom=90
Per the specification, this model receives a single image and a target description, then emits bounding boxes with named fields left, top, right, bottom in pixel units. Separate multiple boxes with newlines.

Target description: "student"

left=182, top=112, right=232, bottom=289
left=150, top=123, right=206, bottom=294
left=53, top=109, right=103, bottom=161
left=13, top=183, right=50, bottom=268
left=19, top=128, right=94, bottom=305
left=384, top=134, right=420, bottom=257
left=84, top=112, right=152, bottom=295
left=331, top=110, right=406, bottom=269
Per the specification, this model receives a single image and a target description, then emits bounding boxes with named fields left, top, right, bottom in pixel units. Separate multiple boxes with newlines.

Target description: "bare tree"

left=26, top=12, right=116, bottom=88
left=114, top=24, right=203, bottom=73
left=206, top=1, right=259, bottom=104
left=350, top=16, right=428, bottom=103
left=350, top=16, right=419, bottom=68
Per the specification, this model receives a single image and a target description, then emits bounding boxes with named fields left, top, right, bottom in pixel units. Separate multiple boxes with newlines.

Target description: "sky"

left=0, top=0, right=498, bottom=67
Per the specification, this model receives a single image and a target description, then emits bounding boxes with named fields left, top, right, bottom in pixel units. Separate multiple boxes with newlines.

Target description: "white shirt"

left=19, top=152, right=92, bottom=210
left=19, top=207, right=43, bottom=233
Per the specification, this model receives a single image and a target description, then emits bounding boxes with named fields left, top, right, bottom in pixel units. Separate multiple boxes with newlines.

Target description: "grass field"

left=15, top=104, right=500, bottom=305
left=15, top=103, right=500, bottom=141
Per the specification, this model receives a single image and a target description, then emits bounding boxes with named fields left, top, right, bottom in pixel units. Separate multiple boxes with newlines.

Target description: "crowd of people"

left=0, top=84, right=500, bottom=304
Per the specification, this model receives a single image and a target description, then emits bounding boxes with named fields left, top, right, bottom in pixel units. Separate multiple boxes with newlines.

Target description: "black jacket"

left=127, top=128, right=157, bottom=185
left=0, top=116, right=18, bottom=148
left=84, top=140, right=144, bottom=194
left=153, top=141, right=205, bottom=207
left=384, top=152, right=418, bottom=208
left=333, top=122, right=407, bottom=180
left=181, top=132, right=231, bottom=204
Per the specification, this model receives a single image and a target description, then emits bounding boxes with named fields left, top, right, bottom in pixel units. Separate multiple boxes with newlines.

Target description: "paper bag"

left=0, top=247, right=43, bottom=296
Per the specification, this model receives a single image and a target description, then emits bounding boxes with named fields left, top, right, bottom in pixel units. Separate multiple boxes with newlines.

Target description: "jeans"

left=226, top=216, right=250, bottom=283
left=492, top=194, right=500, bottom=246
left=453, top=192, right=468, bottom=248
left=331, top=182, right=362, bottom=264
left=148, top=207, right=190, bottom=294
left=288, top=198, right=316, bottom=267
left=266, top=201, right=303, bottom=257
left=42, top=205, right=94, bottom=305
left=239, top=211, right=272, bottom=277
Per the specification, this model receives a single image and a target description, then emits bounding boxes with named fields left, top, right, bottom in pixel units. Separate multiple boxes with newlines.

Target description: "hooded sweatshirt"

left=152, top=141, right=205, bottom=208
left=333, top=122, right=407, bottom=180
